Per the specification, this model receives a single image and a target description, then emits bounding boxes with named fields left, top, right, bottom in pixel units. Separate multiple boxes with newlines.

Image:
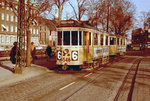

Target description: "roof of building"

left=37, top=17, right=57, bottom=31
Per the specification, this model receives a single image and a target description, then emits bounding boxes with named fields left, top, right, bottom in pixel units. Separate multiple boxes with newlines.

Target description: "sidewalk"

left=0, top=58, right=51, bottom=87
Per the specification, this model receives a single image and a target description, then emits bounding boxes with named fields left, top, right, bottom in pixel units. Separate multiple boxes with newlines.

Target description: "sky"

left=131, top=0, right=150, bottom=16
left=63, top=0, right=150, bottom=20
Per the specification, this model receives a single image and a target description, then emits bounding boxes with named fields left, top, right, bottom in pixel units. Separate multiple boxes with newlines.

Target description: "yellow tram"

left=109, top=34, right=127, bottom=56
left=56, top=20, right=126, bottom=70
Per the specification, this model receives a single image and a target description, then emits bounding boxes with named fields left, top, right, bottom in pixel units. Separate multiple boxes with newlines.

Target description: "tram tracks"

left=114, top=58, right=143, bottom=101
left=61, top=57, right=134, bottom=101
left=0, top=56, right=142, bottom=101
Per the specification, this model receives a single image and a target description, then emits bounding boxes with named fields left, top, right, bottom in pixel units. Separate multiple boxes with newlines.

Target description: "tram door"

left=83, top=31, right=90, bottom=62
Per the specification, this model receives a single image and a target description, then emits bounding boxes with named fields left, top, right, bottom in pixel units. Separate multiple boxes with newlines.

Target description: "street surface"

left=0, top=51, right=150, bottom=101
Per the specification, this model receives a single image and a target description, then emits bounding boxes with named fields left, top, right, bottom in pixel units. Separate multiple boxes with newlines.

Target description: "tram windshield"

left=57, top=31, right=82, bottom=46
left=58, top=31, right=62, bottom=45
left=72, top=31, right=78, bottom=45
left=64, top=31, right=70, bottom=45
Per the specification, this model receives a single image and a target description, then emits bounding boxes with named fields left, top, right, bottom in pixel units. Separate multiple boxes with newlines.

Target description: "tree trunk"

left=26, top=28, right=31, bottom=67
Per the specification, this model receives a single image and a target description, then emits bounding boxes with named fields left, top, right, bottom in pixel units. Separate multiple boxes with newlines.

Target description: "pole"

left=15, top=0, right=25, bottom=74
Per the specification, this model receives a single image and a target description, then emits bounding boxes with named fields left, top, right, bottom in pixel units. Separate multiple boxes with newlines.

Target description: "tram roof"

left=57, top=20, right=98, bottom=30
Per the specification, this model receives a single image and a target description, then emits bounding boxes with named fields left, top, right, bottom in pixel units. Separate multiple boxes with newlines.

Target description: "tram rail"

left=114, top=58, right=143, bottom=101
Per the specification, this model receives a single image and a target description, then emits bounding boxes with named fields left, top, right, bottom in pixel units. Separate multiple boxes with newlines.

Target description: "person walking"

left=46, top=45, right=52, bottom=61
left=31, top=42, right=36, bottom=63
left=10, top=42, right=18, bottom=72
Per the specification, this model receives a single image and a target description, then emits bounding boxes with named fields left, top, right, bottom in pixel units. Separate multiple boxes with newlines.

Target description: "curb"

left=0, top=64, right=50, bottom=87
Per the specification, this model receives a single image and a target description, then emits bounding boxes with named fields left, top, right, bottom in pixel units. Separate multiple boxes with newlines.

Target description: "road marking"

left=59, top=82, right=75, bottom=90
left=84, top=73, right=93, bottom=77
left=98, top=67, right=104, bottom=70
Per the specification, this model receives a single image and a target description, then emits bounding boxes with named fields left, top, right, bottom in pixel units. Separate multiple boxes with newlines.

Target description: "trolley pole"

left=106, top=3, right=110, bottom=33
left=15, top=0, right=25, bottom=74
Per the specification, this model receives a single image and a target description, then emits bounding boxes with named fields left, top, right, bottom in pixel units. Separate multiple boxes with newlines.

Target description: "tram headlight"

left=64, top=49, right=69, bottom=54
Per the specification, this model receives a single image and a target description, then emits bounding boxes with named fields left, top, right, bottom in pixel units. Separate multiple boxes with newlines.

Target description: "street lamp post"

left=15, top=0, right=25, bottom=74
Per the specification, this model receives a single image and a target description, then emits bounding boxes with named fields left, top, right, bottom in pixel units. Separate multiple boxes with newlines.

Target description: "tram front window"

left=58, top=31, right=62, bottom=45
left=72, top=31, right=78, bottom=45
left=64, top=31, right=70, bottom=45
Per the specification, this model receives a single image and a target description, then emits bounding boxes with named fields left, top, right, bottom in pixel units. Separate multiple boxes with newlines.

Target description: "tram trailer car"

left=107, top=34, right=127, bottom=57
left=56, top=20, right=126, bottom=70
left=116, top=35, right=127, bottom=55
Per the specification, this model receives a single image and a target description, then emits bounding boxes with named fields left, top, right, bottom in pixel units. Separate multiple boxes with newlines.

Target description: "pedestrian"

left=46, top=45, right=52, bottom=61
left=10, top=41, right=18, bottom=72
left=31, top=42, right=36, bottom=63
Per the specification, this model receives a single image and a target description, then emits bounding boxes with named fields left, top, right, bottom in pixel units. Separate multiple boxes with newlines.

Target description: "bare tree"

left=52, top=0, right=69, bottom=23
left=139, top=11, right=150, bottom=29
left=86, top=0, right=135, bottom=36
left=86, top=0, right=100, bottom=27
left=69, top=0, right=87, bottom=21
left=109, top=0, right=135, bottom=35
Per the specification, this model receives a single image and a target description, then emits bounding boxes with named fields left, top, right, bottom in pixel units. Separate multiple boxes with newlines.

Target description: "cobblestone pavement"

left=0, top=55, right=150, bottom=101
left=0, top=72, right=75, bottom=101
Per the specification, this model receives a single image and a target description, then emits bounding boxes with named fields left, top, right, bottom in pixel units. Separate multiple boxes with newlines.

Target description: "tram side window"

left=63, top=31, right=70, bottom=45
left=101, top=35, right=103, bottom=45
left=79, top=31, right=82, bottom=45
left=117, top=38, right=119, bottom=45
left=89, top=32, right=91, bottom=45
left=94, top=33, right=98, bottom=45
left=106, top=36, right=108, bottom=45
left=58, top=31, right=62, bottom=45
left=121, top=39, right=122, bottom=45
left=110, top=37, right=116, bottom=45
left=83, top=31, right=86, bottom=45
left=123, top=39, right=125, bottom=45
left=72, top=31, right=78, bottom=45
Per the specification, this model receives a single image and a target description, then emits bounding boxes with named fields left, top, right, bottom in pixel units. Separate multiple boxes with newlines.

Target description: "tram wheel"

left=62, top=64, right=69, bottom=70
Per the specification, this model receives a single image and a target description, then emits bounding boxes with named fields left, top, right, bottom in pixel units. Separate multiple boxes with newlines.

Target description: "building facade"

left=0, top=0, right=57, bottom=50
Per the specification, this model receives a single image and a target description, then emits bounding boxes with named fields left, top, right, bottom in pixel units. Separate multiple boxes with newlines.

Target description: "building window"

left=15, top=26, right=17, bottom=32
left=11, top=15, right=13, bottom=22
left=6, top=14, right=9, bottom=21
left=6, top=36, right=9, bottom=43
left=15, top=16, right=17, bottom=22
left=30, top=28, right=32, bottom=34
left=6, top=7, right=9, bottom=10
left=33, top=29, right=35, bottom=34
left=11, top=26, right=13, bottom=32
left=37, top=29, right=39, bottom=34
left=1, top=13, right=4, bottom=20
left=6, top=26, right=9, bottom=31
left=2, top=2, right=4, bottom=8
